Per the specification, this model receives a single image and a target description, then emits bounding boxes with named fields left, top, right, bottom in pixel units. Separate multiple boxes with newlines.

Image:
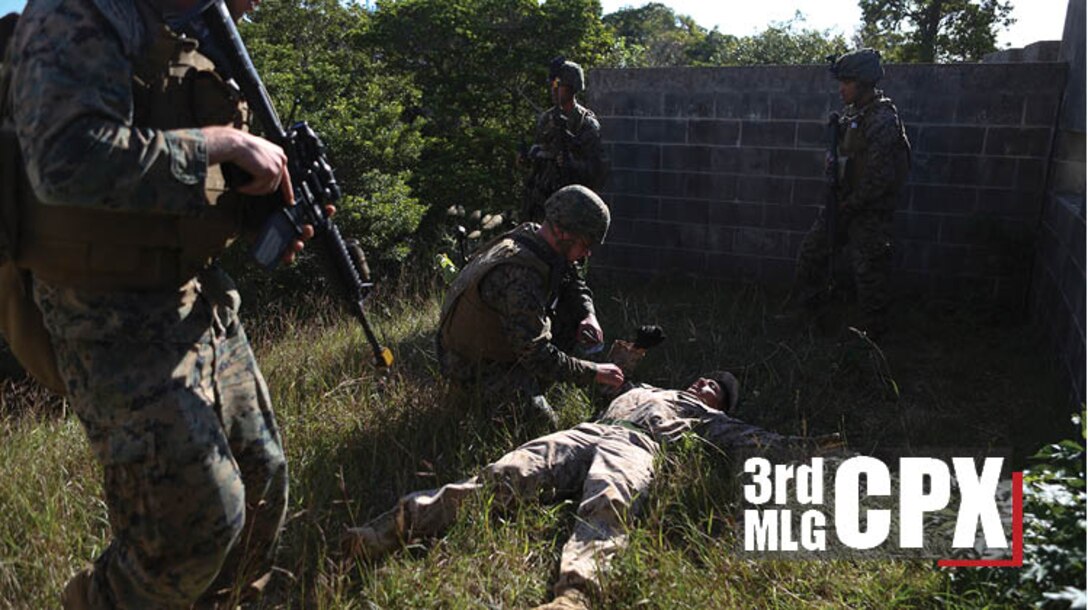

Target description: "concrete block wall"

left=1029, top=0, right=1086, bottom=407
left=586, top=63, right=1066, bottom=307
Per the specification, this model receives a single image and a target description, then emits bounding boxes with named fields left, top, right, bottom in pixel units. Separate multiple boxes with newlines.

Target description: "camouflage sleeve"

left=478, top=263, right=597, bottom=384
left=699, top=411, right=796, bottom=451
left=11, top=0, right=208, bottom=213
left=558, top=262, right=594, bottom=320
left=841, top=105, right=902, bottom=212
left=569, top=113, right=607, bottom=191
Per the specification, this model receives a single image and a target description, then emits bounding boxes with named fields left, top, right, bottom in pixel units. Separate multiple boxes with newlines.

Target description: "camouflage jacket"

left=10, top=0, right=209, bottom=214
left=601, top=384, right=793, bottom=449
left=475, top=226, right=596, bottom=384
left=524, top=102, right=607, bottom=219
left=836, top=91, right=911, bottom=212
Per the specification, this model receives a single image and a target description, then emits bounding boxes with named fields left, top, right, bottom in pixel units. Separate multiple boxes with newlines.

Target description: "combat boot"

left=60, top=568, right=96, bottom=610
left=532, top=587, right=591, bottom=610
left=341, top=510, right=403, bottom=562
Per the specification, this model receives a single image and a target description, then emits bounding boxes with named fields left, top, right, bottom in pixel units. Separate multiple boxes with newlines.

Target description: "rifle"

left=824, top=111, right=841, bottom=291
left=201, top=0, right=393, bottom=369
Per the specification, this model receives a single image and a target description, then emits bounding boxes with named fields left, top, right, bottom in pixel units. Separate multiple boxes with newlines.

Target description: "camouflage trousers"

left=371, top=422, right=658, bottom=596
left=793, top=208, right=894, bottom=330
left=35, top=268, right=288, bottom=609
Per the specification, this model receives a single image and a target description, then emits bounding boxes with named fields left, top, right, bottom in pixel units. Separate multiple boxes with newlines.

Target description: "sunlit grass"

left=0, top=277, right=1063, bottom=608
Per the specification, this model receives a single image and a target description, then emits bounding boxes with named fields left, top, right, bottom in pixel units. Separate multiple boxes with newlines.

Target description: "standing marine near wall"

left=787, top=49, right=912, bottom=339
left=522, top=57, right=609, bottom=223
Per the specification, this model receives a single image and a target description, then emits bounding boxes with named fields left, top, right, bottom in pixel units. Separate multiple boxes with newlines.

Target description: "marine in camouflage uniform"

left=438, top=185, right=624, bottom=425
left=523, top=58, right=608, bottom=223
left=344, top=372, right=838, bottom=610
left=8, top=0, right=297, bottom=606
left=791, top=49, right=911, bottom=337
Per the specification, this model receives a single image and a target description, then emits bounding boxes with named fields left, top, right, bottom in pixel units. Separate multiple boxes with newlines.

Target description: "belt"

left=597, top=418, right=647, bottom=435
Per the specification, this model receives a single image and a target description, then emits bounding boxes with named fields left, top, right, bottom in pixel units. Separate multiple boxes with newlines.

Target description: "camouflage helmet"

left=544, top=185, right=610, bottom=245
left=829, top=48, right=884, bottom=84
left=548, top=56, right=585, bottom=93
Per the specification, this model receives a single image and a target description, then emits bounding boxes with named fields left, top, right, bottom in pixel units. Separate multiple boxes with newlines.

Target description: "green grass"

left=0, top=277, right=1069, bottom=608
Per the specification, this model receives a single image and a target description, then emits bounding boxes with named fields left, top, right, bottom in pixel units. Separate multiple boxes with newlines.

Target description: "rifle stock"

left=202, top=0, right=393, bottom=369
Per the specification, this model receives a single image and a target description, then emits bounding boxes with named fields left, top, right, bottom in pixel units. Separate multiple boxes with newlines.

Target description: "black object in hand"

left=633, top=325, right=666, bottom=349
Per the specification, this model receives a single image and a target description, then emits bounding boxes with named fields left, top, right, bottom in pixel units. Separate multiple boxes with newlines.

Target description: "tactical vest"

left=15, top=24, right=245, bottom=290
left=438, top=226, right=553, bottom=364
left=0, top=14, right=245, bottom=393
left=838, top=95, right=911, bottom=205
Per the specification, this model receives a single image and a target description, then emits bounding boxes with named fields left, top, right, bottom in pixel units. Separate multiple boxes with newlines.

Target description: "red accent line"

left=938, top=471, right=1023, bottom=568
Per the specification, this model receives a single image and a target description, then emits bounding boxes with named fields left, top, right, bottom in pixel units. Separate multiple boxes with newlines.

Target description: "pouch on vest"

left=0, top=16, right=66, bottom=394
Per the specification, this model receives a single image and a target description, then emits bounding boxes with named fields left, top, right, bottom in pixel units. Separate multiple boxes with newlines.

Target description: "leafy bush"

left=952, top=412, right=1087, bottom=609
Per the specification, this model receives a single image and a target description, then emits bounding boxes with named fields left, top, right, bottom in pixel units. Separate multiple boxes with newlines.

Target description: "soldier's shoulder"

left=17, top=0, right=143, bottom=56
left=576, top=104, right=600, bottom=130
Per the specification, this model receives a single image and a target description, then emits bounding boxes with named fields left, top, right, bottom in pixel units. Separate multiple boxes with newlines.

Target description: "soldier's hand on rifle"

left=593, top=363, right=625, bottom=388
left=203, top=126, right=293, bottom=201
left=282, top=204, right=337, bottom=265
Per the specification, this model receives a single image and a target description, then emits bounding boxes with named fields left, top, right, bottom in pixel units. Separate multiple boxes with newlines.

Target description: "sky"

left=0, top=0, right=1072, bottom=49
left=597, top=0, right=1070, bottom=50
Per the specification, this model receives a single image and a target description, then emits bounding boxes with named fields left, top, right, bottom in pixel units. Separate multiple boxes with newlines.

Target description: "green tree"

left=241, top=0, right=426, bottom=265
left=602, top=6, right=846, bottom=67
left=857, top=0, right=1015, bottom=63
left=367, top=0, right=612, bottom=252
left=602, top=3, right=710, bottom=67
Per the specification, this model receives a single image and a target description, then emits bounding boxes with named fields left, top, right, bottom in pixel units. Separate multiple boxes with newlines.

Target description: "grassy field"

left=0, top=276, right=1071, bottom=609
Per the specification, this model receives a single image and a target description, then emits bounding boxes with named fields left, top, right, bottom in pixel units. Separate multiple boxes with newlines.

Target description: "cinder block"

left=707, top=225, right=737, bottom=252
left=910, top=153, right=955, bottom=185
left=974, top=189, right=1040, bottom=219
left=659, top=248, right=708, bottom=272
left=684, top=172, right=737, bottom=201
left=741, top=121, right=796, bottom=147
left=659, top=199, right=709, bottom=224
left=612, top=143, right=660, bottom=171
left=911, top=185, right=978, bottom=213
left=609, top=91, right=663, bottom=117
left=764, top=204, right=815, bottom=231
left=734, top=227, right=790, bottom=257
left=947, top=156, right=1017, bottom=188
left=709, top=201, right=763, bottom=227
left=715, top=92, right=770, bottom=120
left=609, top=194, right=659, bottom=220
left=761, top=257, right=796, bottom=284
left=736, top=176, right=792, bottom=204
left=955, top=93, right=1025, bottom=125
left=637, top=118, right=687, bottom=143
left=1024, top=95, right=1062, bottom=127
left=708, top=252, right=762, bottom=281
left=769, top=149, right=824, bottom=178
left=1016, top=158, right=1047, bottom=191
left=918, top=126, right=986, bottom=154
left=896, top=95, right=958, bottom=124
left=600, top=117, right=637, bottom=143
left=796, top=121, right=827, bottom=148
left=893, top=212, right=942, bottom=240
left=664, top=93, right=715, bottom=118
left=792, top=178, right=827, bottom=205
left=662, top=145, right=713, bottom=172
left=984, top=127, right=1052, bottom=156
left=595, top=243, right=657, bottom=270
left=688, top=119, right=740, bottom=145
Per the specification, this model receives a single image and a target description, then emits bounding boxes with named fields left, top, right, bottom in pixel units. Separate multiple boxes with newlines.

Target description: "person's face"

left=687, top=377, right=724, bottom=410
left=227, top=0, right=260, bottom=21
left=551, top=80, right=574, bottom=107
left=838, top=78, right=864, bottom=105
left=558, top=229, right=592, bottom=262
